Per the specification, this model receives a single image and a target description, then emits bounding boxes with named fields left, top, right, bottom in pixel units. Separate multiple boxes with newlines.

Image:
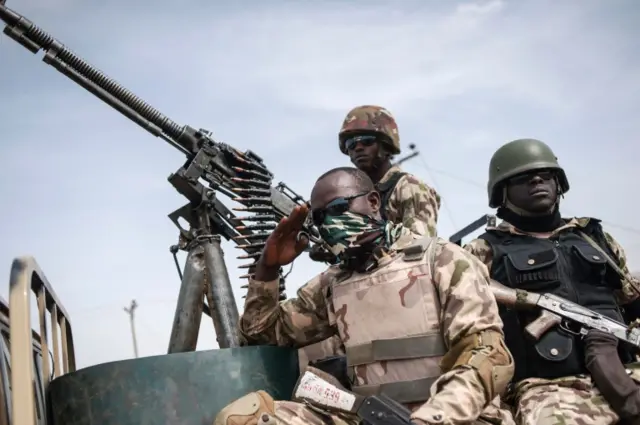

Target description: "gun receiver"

left=0, top=3, right=320, bottom=349
left=490, top=280, right=640, bottom=349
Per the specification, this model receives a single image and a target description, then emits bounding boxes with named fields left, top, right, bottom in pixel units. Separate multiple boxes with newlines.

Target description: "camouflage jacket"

left=380, top=165, right=441, bottom=237
left=240, top=232, right=513, bottom=422
left=464, top=217, right=640, bottom=304
left=301, top=168, right=441, bottom=367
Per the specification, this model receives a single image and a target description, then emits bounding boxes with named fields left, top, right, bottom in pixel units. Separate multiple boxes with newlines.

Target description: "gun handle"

left=524, top=311, right=562, bottom=340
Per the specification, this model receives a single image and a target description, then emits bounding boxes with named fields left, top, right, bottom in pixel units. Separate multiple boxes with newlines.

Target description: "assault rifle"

left=0, top=3, right=321, bottom=351
left=490, top=280, right=640, bottom=348
left=294, top=369, right=416, bottom=425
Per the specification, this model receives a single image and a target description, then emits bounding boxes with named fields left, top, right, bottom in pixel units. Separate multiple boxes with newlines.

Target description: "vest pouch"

left=504, top=249, right=560, bottom=292
left=534, top=329, right=573, bottom=362
left=531, top=328, right=584, bottom=379
left=570, top=243, right=610, bottom=286
left=309, top=355, right=351, bottom=389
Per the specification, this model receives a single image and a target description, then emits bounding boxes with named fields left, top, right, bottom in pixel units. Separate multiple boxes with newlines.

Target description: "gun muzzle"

left=0, top=3, right=22, bottom=27
left=1, top=4, right=42, bottom=53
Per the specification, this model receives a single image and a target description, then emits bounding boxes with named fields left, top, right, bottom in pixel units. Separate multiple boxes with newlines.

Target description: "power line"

left=416, top=154, right=458, bottom=230
left=403, top=150, right=640, bottom=236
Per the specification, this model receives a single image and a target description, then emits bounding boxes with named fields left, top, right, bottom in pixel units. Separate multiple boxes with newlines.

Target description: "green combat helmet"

left=338, top=105, right=401, bottom=155
left=488, top=138, right=570, bottom=208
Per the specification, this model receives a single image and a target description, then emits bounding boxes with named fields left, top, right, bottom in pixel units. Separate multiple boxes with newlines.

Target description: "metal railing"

left=8, top=256, right=76, bottom=425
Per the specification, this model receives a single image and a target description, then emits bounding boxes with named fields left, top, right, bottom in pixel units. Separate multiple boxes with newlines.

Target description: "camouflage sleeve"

left=603, top=231, right=640, bottom=304
left=389, top=175, right=441, bottom=237
left=411, top=241, right=514, bottom=425
left=239, top=272, right=337, bottom=348
left=463, top=238, right=494, bottom=271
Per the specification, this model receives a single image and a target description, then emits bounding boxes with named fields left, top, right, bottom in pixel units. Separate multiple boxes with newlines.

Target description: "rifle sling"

left=346, top=334, right=446, bottom=366
left=577, top=230, right=640, bottom=299
left=577, top=231, right=626, bottom=277
left=352, top=377, right=436, bottom=404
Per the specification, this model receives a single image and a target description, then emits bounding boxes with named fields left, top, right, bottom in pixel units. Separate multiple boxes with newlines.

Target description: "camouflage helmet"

left=338, top=105, right=400, bottom=155
left=488, top=138, right=570, bottom=208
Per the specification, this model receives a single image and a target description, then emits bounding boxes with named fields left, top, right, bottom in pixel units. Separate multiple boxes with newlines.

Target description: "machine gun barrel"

left=1, top=3, right=319, bottom=350
left=1, top=3, right=196, bottom=155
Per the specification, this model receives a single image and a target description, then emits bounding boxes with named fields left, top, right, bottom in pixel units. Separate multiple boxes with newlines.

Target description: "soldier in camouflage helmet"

left=337, top=105, right=441, bottom=237
left=463, top=139, right=640, bottom=425
left=302, top=105, right=444, bottom=372
left=215, top=167, right=515, bottom=425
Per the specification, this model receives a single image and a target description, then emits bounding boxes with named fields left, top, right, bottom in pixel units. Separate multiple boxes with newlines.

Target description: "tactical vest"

left=330, top=236, right=444, bottom=405
left=479, top=220, right=631, bottom=382
left=375, top=172, right=408, bottom=221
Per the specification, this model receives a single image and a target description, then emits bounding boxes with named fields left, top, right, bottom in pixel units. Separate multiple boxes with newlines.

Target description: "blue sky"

left=1, top=0, right=639, bottom=368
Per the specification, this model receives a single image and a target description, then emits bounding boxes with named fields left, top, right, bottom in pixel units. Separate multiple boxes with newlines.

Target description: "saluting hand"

left=255, top=205, right=310, bottom=280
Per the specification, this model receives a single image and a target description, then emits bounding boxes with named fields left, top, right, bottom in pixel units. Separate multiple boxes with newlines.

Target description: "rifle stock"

left=489, top=279, right=540, bottom=308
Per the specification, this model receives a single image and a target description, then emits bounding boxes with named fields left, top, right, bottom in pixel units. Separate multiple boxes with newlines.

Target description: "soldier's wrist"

left=254, top=258, right=280, bottom=282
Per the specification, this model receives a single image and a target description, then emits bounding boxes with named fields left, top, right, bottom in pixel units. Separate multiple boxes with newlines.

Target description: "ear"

left=367, top=191, right=381, bottom=213
left=377, top=144, right=392, bottom=160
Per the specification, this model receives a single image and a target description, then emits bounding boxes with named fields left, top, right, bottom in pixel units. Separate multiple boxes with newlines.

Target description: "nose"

left=352, top=140, right=369, bottom=153
left=529, top=174, right=544, bottom=184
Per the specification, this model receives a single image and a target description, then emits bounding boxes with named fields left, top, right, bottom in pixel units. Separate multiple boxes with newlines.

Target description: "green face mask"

left=318, top=211, right=384, bottom=257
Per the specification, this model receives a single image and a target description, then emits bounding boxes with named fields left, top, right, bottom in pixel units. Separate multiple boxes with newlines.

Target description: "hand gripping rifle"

left=490, top=279, right=640, bottom=349
left=0, top=3, right=321, bottom=351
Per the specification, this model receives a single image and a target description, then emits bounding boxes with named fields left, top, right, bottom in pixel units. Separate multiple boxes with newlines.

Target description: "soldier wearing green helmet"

left=302, top=105, right=442, bottom=373
left=464, top=138, right=640, bottom=425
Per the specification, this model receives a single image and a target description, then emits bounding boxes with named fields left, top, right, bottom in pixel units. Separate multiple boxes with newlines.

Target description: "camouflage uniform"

left=378, top=164, right=441, bottom=237
left=464, top=138, right=640, bottom=425
left=465, top=219, right=640, bottom=425
left=299, top=105, right=442, bottom=372
left=227, top=226, right=515, bottom=425
left=338, top=105, right=441, bottom=238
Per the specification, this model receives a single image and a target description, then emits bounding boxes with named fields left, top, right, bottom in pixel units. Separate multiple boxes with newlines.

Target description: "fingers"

left=289, top=204, right=309, bottom=232
left=269, top=204, right=310, bottom=243
left=295, top=231, right=310, bottom=254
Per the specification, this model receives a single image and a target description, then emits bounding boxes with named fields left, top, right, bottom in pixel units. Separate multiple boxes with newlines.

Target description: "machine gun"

left=0, top=2, right=321, bottom=351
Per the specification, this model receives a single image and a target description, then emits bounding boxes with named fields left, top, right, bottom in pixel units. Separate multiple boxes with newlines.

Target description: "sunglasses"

left=344, top=135, right=378, bottom=151
left=311, top=192, right=369, bottom=226
left=509, top=170, right=556, bottom=186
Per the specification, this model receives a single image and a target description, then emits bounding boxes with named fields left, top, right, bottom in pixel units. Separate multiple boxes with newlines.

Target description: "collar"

left=487, top=216, right=597, bottom=237
left=377, top=164, right=404, bottom=185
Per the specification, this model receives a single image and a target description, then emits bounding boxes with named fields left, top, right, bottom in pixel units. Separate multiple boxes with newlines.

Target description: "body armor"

left=330, top=237, right=443, bottom=404
left=479, top=220, right=632, bottom=382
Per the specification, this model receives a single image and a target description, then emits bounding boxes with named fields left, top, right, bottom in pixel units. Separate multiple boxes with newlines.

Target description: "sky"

left=1, top=0, right=639, bottom=369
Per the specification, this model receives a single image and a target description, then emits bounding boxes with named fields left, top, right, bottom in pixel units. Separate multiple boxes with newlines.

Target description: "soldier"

left=338, top=105, right=441, bottom=237
left=464, top=138, right=640, bottom=425
left=302, top=105, right=443, bottom=371
left=215, top=167, right=515, bottom=425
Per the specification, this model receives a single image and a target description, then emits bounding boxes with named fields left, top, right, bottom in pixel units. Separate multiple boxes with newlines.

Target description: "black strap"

left=375, top=172, right=408, bottom=220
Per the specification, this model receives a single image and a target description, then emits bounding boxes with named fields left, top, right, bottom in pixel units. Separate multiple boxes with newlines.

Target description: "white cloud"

left=1, top=0, right=639, bottom=369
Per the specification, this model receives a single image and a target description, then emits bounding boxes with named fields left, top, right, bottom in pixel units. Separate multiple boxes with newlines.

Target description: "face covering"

left=318, top=211, right=385, bottom=257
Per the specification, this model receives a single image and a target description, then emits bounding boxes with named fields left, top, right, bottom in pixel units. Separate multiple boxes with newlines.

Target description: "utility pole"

left=123, top=299, right=139, bottom=358
left=392, top=143, right=420, bottom=166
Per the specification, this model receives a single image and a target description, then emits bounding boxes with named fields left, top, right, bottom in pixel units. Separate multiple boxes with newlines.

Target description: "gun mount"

left=0, top=3, right=320, bottom=352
